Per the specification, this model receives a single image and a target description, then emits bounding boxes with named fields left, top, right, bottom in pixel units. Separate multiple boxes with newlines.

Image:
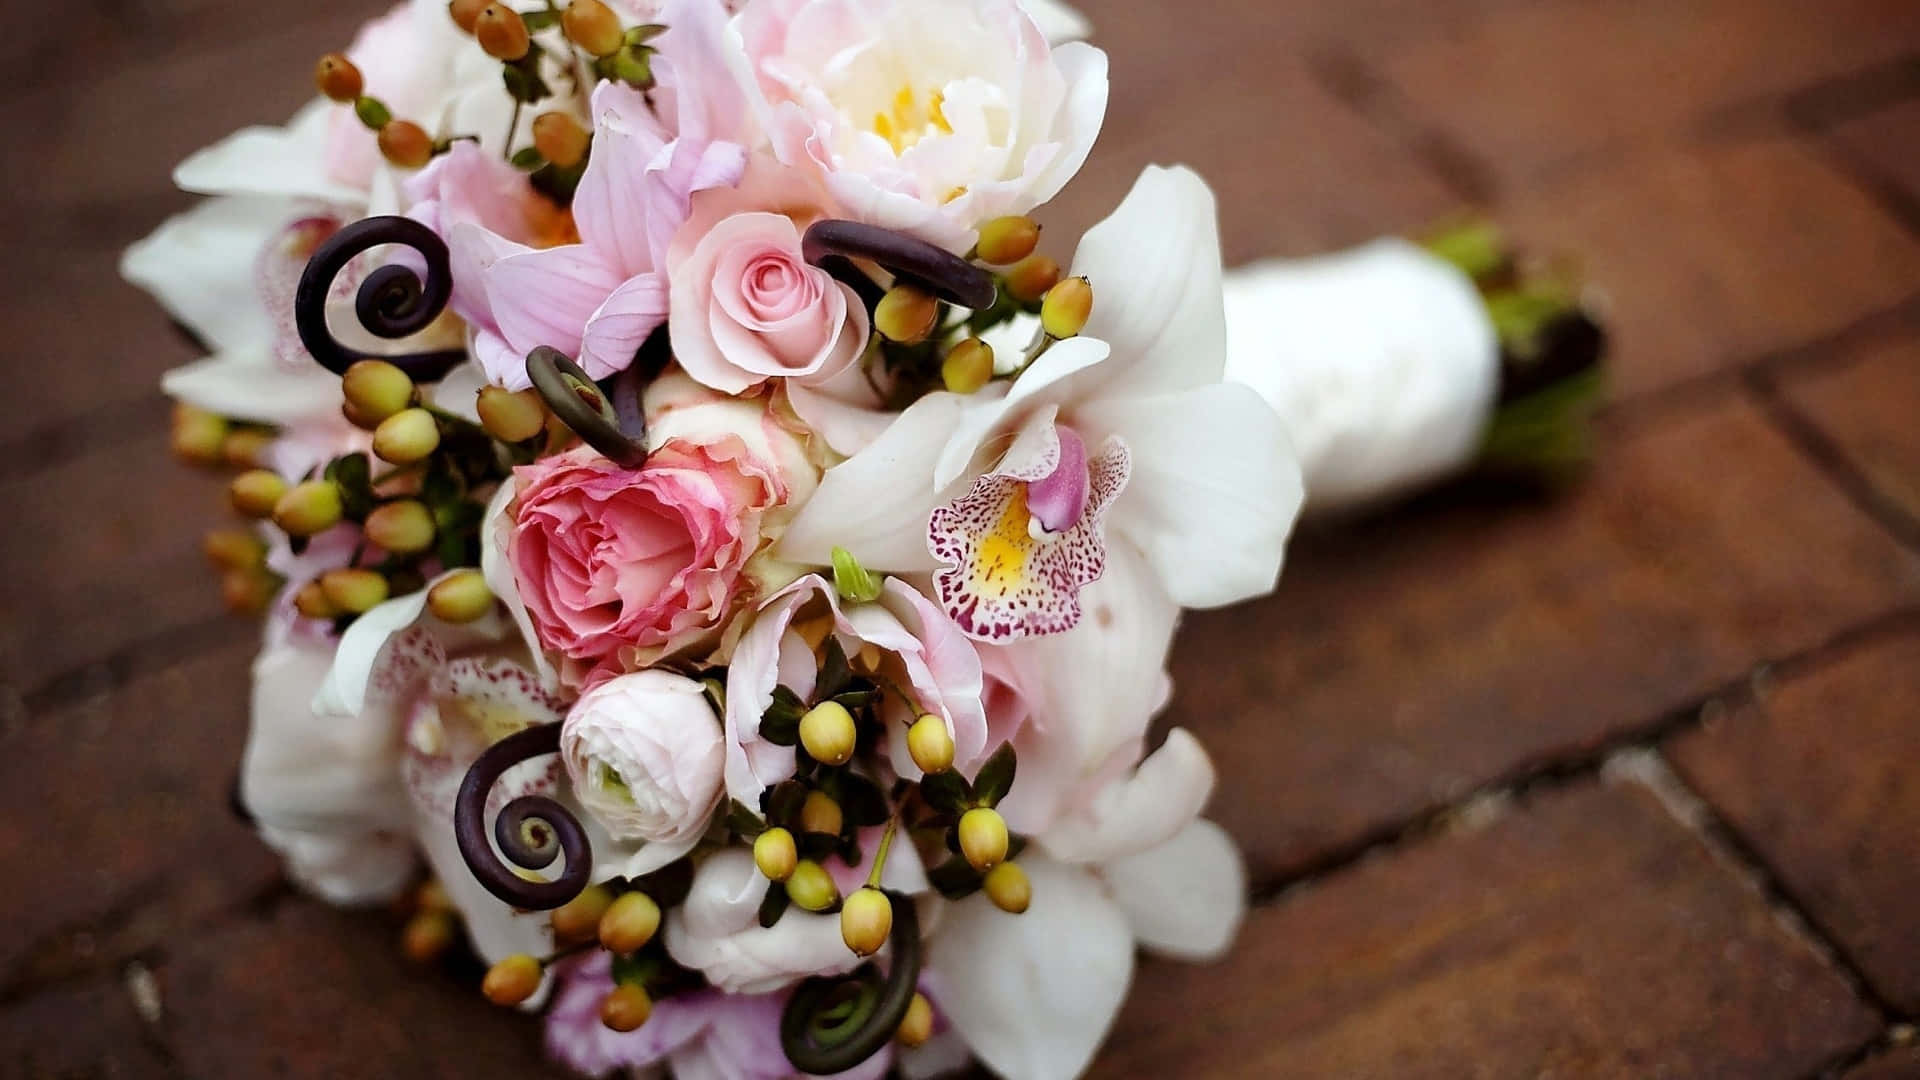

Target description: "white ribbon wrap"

left=1223, top=238, right=1500, bottom=512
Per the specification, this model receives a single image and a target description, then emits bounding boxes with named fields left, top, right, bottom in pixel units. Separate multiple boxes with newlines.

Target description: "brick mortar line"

left=1246, top=607, right=1920, bottom=905
left=1611, top=749, right=1914, bottom=1078
left=1821, top=1026, right=1920, bottom=1080
left=19, top=613, right=252, bottom=720
left=1744, top=369, right=1920, bottom=553
left=1808, top=133, right=1920, bottom=241
left=1699, top=52, right=1920, bottom=142
left=1301, top=44, right=1499, bottom=207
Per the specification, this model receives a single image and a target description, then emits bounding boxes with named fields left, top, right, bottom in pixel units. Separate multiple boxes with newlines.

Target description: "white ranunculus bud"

left=560, top=670, right=726, bottom=861
left=1222, top=238, right=1500, bottom=512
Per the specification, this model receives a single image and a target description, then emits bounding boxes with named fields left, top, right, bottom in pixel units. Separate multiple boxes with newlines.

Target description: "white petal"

left=256, top=825, right=416, bottom=906
left=1069, top=165, right=1226, bottom=397
left=932, top=336, right=1110, bottom=489
left=777, top=393, right=967, bottom=572
left=1099, top=819, right=1246, bottom=961
left=1076, top=381, right=1303, bottom=609
left=173, top=100, right=364, bottom=203
left=1023, top=0, right=1093, bottom=43
left=930, top=856, right=1134, bottom=1080
left=481, top=481, right=561, bottom=691
left=423, top=361, right=487, bottom=425
left=120, top=195, right=285, bottom=352
left=1039, top=728, right=1216, bottom=864
left=313, top=590, right=432, bottom=718
left=243, top=638, right=410, bottom=836
left=1026, top=43, right=1108, bottom=206
left=161, top=351, right=343, bottom=427
left=1222, top=241, right=1500, bottom=511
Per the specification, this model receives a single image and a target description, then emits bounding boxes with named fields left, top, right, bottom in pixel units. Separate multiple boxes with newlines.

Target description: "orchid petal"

left=574, top=82, right=673, bottom=275
left=1076, top=381, right=1302, bottom=609
left=777, top=393, right=967, bottom=573
left=120, top=195, right=285, bottom=352
left=1100, top=819, right=1246, bottom=962
left=485, top=244, right=627, bottom=364
left=930, top=856, right=1134, bottom=1080
left=255, top=824, right=416, bottom=906
left=1070, top=165, right=1226, bottom=397
left=242, top=638, right=411, bottom=836
left=580, top=273, right=671, bottom=381
left=933, top=336, right=1110, bottom=489
left=161, top=350, right=344, bottom=427
left=174, top=100, right=364, bottom=202
left=1039, top=728, right=1216, bottom=864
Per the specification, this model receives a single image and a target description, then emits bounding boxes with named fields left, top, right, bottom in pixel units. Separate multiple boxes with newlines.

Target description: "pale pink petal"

left=580, top=272, right=671, bottom=380
left=485, top=244, right=626, bottom=360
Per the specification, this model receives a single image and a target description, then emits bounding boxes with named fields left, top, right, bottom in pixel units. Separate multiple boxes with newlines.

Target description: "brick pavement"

left=1, top=0, right=1917, bottom=1076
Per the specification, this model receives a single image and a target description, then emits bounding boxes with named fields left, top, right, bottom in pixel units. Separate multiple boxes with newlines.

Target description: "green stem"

left=503, top=97, right=524, bottom=160
left=865, top=818, right=898, bottom=890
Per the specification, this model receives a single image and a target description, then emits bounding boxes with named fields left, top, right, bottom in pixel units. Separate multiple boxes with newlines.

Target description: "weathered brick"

left=1091, top=778, right=1878, bottom=1079
left=1668, top=631, right=1920, bottom=1014
left=1374, top=0, right=1920, bottom=189
left=1499, top=140, right=1920, bottom=398
left=0, top=639, right=275, bottom=988
left=1776, top=335, right=1920, bottom=527
left=1037, top=9, right=1460, bottom=264
left=1167, top=395, right=1920, bottom=883
left=1827, top=98, right=1920, bottom=210
left=0, top=974, right=176, bottom=1079
left=0, top=433, right=234, bottom=694
left=163, top=900, right=564, bottom=1078
left=1847, top=1044, right=1920, bottom=1080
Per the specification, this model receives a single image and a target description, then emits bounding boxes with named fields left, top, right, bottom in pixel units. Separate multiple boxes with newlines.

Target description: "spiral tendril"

left=453, top=723, right=593, bottom=911
left=525, top=346, right=651, bottom=468
left=294, top=215, right=466, bottom=382
left=802, top=220, right=998, bottom=311
left=780, top=892, right=922, bottom=1074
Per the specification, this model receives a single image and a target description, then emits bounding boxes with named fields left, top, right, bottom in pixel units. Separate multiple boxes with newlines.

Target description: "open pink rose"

left=668, top=210, right=869, bottom=394
left=509, top=436, right=789, bottom=680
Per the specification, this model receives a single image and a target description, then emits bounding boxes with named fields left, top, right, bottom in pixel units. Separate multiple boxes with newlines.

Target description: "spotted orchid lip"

left=1024, top=425, right=1091, bottom=536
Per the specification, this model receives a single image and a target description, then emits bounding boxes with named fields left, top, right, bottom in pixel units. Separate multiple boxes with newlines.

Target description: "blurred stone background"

left=2, top=0, right=1919, bottom=1075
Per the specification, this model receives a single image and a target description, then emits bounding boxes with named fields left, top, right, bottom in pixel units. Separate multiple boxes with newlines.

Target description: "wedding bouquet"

left=125, top=0, right=1295, bottom=1077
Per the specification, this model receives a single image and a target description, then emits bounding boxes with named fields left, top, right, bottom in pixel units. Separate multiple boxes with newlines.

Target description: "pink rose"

left=667, top=210, right=870, bottom=394
left=509, top=434, right=788, bottom=680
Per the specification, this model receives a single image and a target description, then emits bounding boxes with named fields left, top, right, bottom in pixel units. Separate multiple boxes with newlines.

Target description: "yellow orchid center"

left=872, top=86, right=952, bottom=154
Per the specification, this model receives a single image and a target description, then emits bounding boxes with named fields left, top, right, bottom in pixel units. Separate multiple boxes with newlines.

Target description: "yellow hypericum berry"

left=342, top=359, right=415, bottom=423
left=562, top=0, right=625, bottom=56
left=974, top=216, right=1040, bottom=265
left=754, top=827, right=799, bottom=882
left=427, top=569, right=495, bottom=623
left=982, top=860, right=1031, bottom=914
left=171, top=404, right=228, bottom=466
left=1040, top=276, right=1093, bottom=339
left=364, top=499, right=436, bottom=554
left=293, top=579, right=337, bottom=620
left=1002, top=253, right=1061, bottom=304
left=840, top=887, right=892, bottom=957
left=799, top=790, right=843, bottom=837
left=598, top=891, right=662, bottom=954
left=203, top=527, right=266, bottom=571
left=474, top=4, right=532, bottom=60
left=798, top=701, right=857, bottom=766
left=896, top=992, right=935, bottom=1047
left=482, top=953, right=543, bottom=1006
left=958, top=807, right=1009, bottom=872
left=401, top=909, right=457, bottom=964
left=906, top=714, right=955, bottom=775
left=377, top=120, right=435, bottom=169
left=874, top=284, right=938, bottom=344
left=532, top=112, right=590, bottom=169
left=448, top=0, right=489, bottom=33
left=314, top=53, right=364, bottom=103
left=320, top=568, right=390, bottom=614
left=372, top=407, right=441, bottom=464
left=221, top=427, right=275, bottom=469
left=272, top=480, right=344, bottom=537
left=550, top=884, right=614, bottom=946
left=476, top=385, right=547, bottom=442
left=940, top=338, right=994, bottom=395
left=221, top=567, right=278, bottom=614
left=600, top=984, right=652, bottom=1033
left=786, top=859, right=839, bottom=912
left=416, top=878, right=456, bottom=914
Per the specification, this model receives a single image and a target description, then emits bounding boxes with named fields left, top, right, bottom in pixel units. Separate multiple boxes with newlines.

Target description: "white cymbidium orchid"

left=1222, top=239, right=1501, bottom=512
left=930, top=820, right=1245, bottom=1080
left=780, top=165, right=1304, bottom=641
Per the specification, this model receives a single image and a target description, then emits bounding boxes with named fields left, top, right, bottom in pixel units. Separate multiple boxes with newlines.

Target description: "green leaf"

left=919, top=770, right=972, bottom=816
left=816, top=637, right=853, bottom=701
left=927, top=855, right=982, bottom=900
left=638, top=860, right=694, bottom=909
left=325, top=453, right=375, bottom=520
left=971, top=742, right=1017, bottom=807
left=823, top=772, right=889, bottom=828
left=832, top=689, right=879, bottom=711
left=764, top=779, right=809, bottom=825
left=509, top=146, right=546, bottom=170
left=521, top=8, right=559, bottom=29
left=725, top=800, right=765, bottom=839
left=831, top=546, right=884, bottom=604
left=352, top=96, right=392, bottom=130
left=759, top=686, right=805, bottom=746
left=610, top=950, right=656, bottom=986
left=757, top=883, right=791, bottom=928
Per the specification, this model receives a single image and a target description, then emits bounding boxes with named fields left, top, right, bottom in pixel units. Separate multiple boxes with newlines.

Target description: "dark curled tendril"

left=294, top=215, right=466, bottom=382
left=802, top=219, right=997, bottom=311
left=780, top=893, right=922, bottom=1074
left=525, top=346, right=651, bottom=469
left=453, top=722, right=593, bottom=910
